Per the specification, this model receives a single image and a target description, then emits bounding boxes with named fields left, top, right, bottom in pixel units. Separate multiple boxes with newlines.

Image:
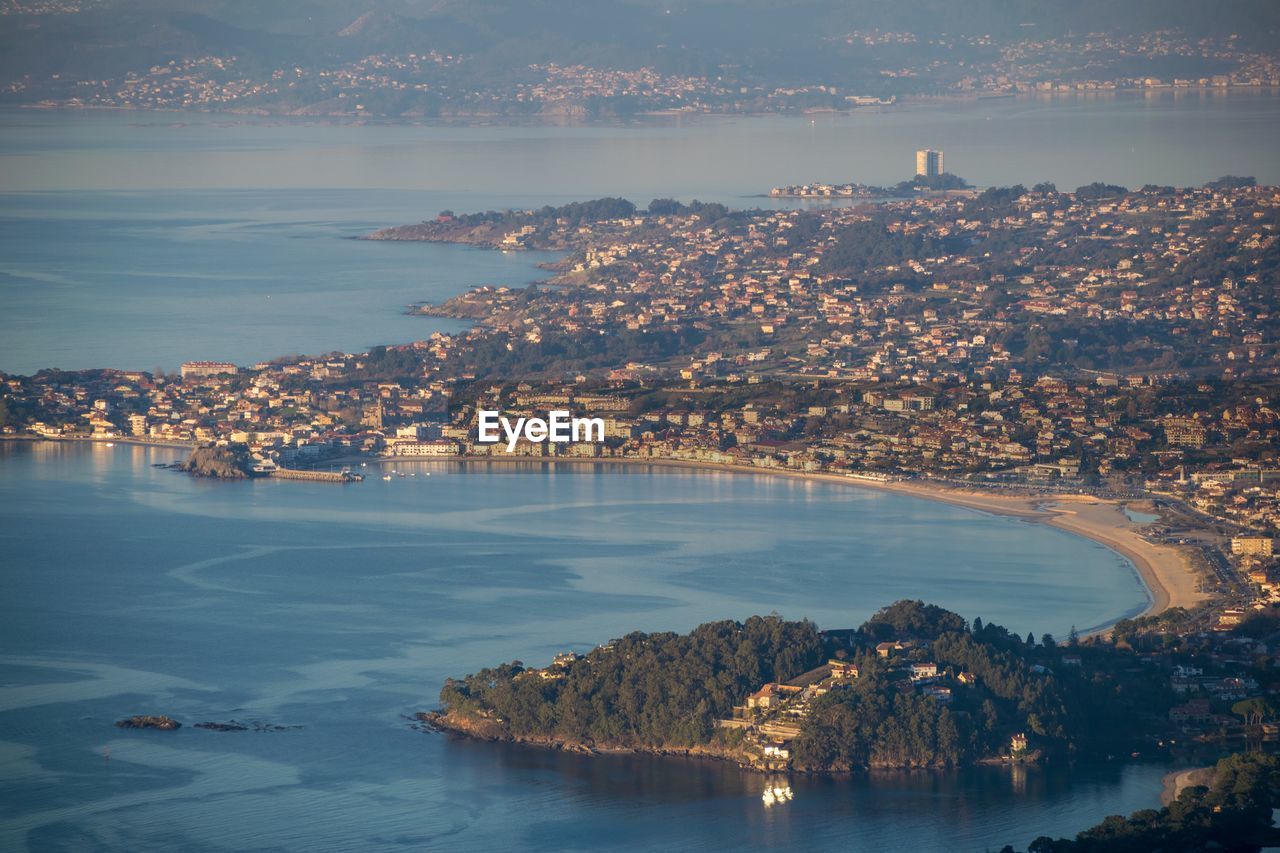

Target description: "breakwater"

left=268, top=468, right=362, bottom=483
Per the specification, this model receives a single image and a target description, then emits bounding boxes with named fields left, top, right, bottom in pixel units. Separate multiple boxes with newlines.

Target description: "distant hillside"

left=5, top=0, right=1278, bottom=77
left=2, top=0, right=1276, bottom=114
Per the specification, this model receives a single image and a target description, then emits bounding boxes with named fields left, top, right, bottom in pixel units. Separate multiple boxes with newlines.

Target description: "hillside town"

left=720, top=614, right=1280, bottom=779
left=5, top=20, right=1278, bottom=117
left=3, top=178, right=1278, bottom=625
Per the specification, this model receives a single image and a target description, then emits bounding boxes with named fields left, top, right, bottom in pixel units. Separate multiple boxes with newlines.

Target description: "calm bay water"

left=4, top=93, right=1280, bottom=196
left=0, top=189, right=559, bottom=374
left=0, top=442, right=1159, bottom=851
left=2, top=93, right=1280, bottom=373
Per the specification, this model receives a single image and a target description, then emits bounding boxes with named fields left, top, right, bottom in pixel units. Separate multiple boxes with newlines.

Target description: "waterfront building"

left=1232, top=536, right=1275, bottom=557
left=180, top=361, right=238, bottom=380
left=390, top=439, right=460, bottom=457
left=915, top=148, right=944, bottom=177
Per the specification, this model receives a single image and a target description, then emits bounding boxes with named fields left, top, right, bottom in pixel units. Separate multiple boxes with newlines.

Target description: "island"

left=179, top=444, right=253, bottom=479
left=768, top=171, right=972, bottom=199
left=115, top=715, right=181, bottom=730
left=425, top=600, right=1280, bottom=850
left=428, top=601, right=1173, bottom=771
left=113, top=716, right=300, bottom=732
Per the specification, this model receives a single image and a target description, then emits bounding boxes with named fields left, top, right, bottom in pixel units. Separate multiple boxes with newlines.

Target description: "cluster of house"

left=768, top=183, right=887, bottom=199
left=514, top=64, right=726, bottom=110
left=1159, top=639, right=1280, bottom=739
left=521, top=651, right=583, bottom=681
left=1194, top=475, right=1280, bottom=536
left=12, top=358, right=449, bottom=465
left=716, top=642, right=1028, bottom=771
left=930, top=29, right=1280, bottom=95
left=425, top=184, right=1276, bottom=396
left=17, top=16, right=1280, bottom=116
left=30, top=48, right=724, bottom=115
left=717, top=622, right=1280, bottom=766
left=54, top=55, right=276, bottom=110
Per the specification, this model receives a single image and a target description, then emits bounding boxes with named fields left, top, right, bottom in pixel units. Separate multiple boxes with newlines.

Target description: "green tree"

left=1233, top=697, right=1276, bottom=727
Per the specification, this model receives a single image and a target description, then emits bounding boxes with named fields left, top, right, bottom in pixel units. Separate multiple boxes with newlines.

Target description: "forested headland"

left=428, top=601, right=1181, bottom=771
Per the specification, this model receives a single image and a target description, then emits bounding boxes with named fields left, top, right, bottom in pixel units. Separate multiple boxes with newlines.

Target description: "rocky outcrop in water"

left=115, top=715, right=181, bottom=730
left=195, top=720, right=302, bottom=732
left=180, top=445, right=251, bottom=479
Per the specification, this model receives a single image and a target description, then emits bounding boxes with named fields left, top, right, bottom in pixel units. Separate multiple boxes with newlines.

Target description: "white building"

left=915, top=148, right=944, bottom=177
left=181, top=361, right=238, bottom=380
left=391, top=440, right=459, bottom=457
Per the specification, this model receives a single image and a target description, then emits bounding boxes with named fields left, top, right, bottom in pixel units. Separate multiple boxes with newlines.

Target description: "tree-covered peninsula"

left=427, top=601, right=1179, bottom=771
left=1015, top=751, right=1280, bottom=853
left=433, top=614, right=824, bottom=758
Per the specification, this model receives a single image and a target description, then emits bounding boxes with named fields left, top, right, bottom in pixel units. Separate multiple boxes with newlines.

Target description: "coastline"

left=7, top=438, right=1201, bottom=632
left=0, top=435, right=195, bottom=451
left=356, top=453, right=1206, bottom=630
left=1161, top=765, right=1215, bottom=805
left=419, top=709, right=1004, bottom=773
left=418, top=711, right=755, bottom=768
left=14, top=88, right=1280, bottom=125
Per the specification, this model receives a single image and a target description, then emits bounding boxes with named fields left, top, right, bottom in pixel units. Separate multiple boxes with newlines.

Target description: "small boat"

left=104, top=442, right=115, bottom=447
left=382, top=474, right=392, bottom=481
left=761, top=784, right=793, bottom=806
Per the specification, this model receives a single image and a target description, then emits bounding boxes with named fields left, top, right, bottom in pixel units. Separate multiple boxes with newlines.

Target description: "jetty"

left=267, top=468, right=363, bottom=483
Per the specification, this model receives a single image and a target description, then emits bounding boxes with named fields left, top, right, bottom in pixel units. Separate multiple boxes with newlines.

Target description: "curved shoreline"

left=364, top=454, right=1203, bottom=630
left=13, top=439, right=1201, bottom=633
left=1, top=435, right=195, bottom=451
left=1161, top=765, right=1215, bottom=806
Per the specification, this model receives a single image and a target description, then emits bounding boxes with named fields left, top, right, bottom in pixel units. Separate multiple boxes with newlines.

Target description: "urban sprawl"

left=5, top=173, right=1280, bottom=660
left=5, top=24, right=1279, bottom=116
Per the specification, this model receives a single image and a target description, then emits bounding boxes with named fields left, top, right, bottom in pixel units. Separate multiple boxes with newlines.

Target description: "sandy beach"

left=1161, top=765, right=1215, bottom=805
left=863, top=476, right=1205, bottom=621
left=363, top=454, right=1207, bottom=626
left=752, top=468, right=1204, bottom=624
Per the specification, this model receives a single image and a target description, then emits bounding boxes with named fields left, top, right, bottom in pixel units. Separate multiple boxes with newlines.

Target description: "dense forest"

left=1008, top=752, right=1280, bottom=852
left=442, top=197, right=638, bottom=229
left=439, top=615, right=824, bottom=747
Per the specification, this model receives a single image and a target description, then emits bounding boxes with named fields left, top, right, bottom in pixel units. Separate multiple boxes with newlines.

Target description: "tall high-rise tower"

left=915, top=149, right=944, bottom=178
